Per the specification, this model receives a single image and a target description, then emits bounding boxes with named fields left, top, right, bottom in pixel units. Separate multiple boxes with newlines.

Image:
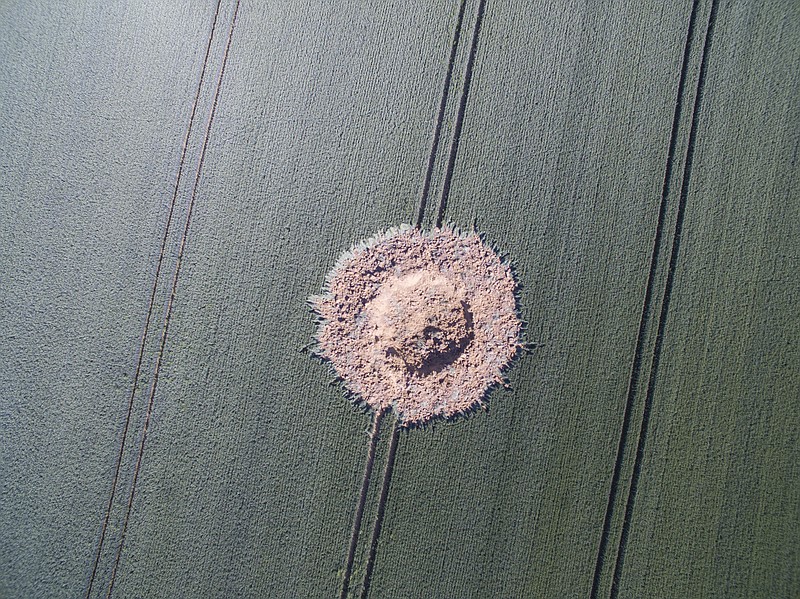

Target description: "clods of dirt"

left=311, top=225, right=522, bottom=426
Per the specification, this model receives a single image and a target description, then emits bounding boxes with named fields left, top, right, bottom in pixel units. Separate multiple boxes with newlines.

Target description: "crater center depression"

left=366, top=270, right=474, bottom=373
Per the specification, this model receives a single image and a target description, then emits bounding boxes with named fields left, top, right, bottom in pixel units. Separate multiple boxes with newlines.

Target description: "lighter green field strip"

left=103, top=2, right=467, bottom=598
left=0, top=1, right=219, bottom=597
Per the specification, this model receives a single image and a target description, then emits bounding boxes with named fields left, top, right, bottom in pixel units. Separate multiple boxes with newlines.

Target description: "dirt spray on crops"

left=311, top=225, right=523, bottom=426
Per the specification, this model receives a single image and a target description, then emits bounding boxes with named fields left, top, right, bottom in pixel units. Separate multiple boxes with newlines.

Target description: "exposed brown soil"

left=311, top=226, right=522, bottom=426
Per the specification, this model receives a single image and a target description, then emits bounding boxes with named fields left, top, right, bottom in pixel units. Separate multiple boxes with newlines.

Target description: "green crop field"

left=1, top=0, right=797, bottom=597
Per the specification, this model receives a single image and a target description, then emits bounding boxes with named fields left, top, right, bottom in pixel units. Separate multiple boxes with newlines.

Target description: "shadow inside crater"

left=411, top=300, right=475, bottom=377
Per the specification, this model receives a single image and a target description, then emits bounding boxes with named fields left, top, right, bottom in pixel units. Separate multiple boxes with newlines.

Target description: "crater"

left=311, top=225, right=523, bottom=425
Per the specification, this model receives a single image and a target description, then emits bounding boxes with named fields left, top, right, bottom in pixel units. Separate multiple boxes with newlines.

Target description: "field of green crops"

left=1, top=0, right=797, bottom=597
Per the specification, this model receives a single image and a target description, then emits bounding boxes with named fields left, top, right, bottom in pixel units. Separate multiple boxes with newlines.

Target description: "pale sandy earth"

left=312, top=226, right=522, bottom=425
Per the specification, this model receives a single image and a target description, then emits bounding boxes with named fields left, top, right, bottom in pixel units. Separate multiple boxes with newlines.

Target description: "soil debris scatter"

left=311, top=225, right=522, bottom=426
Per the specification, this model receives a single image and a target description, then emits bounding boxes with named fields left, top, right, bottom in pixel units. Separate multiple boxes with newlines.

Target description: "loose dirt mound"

left=311, top=226, right=522, bottom=426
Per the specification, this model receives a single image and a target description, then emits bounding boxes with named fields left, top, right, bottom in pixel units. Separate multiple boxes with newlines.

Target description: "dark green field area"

left=1, top=1, right=797, bottom=598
